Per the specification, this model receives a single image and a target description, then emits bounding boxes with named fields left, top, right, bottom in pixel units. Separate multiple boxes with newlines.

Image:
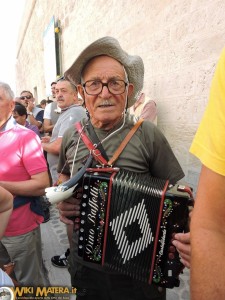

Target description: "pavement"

left=40, top=204, right=190, bottom=300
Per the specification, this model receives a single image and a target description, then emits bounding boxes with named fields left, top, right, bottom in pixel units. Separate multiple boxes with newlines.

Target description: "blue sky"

left=0, top=0, right=25, bottom=91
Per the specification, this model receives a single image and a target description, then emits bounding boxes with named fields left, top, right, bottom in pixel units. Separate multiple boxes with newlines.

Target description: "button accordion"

left=78, top=168, right=193, bottom=288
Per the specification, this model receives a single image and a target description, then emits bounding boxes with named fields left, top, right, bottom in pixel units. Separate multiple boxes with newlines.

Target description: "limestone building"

left=15, top=0, right=225, bottom=190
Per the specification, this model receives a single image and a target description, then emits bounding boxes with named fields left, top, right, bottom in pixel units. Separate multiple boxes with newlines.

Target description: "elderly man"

left=56, top=37, right=190, bottom=300
left=41, top=78, right=86, bottom=185
left=0, top=82, right=49, bottom=286
left=42, top=78, right=86, bottom=267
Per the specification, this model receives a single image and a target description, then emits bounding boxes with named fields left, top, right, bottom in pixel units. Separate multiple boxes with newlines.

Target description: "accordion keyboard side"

left=78, top=171, right=113, bottom=262
left=151, top=184, right=192, bottom=288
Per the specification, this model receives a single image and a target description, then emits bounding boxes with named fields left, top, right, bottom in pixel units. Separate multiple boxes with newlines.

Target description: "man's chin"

left=91, top=115, right=123, bottom=129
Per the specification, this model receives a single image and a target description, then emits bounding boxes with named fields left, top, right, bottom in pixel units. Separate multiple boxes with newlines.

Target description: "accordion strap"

left=108, top=118, right=144, bottom=165
left=75, top=118, right=144, bottom=166
left=76, top=122, right=108, bottom=166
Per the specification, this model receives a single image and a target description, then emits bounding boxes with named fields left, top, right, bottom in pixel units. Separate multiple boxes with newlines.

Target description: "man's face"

left=51, top=83, right=56, bottom=98
left=20, top=92, right=34, bottom=108
left=0, top=87, right=15, bottom=122
left=40, top=103, right=46, bottom=109
left=78, top=56, right=133, bottom=130
left=13, top=111, right=26, bottom=126
left=55, top=80, right=78, bottom=109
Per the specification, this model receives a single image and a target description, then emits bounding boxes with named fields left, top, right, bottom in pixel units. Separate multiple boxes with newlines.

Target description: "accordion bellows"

left=78, top=168, right=193, bottom=288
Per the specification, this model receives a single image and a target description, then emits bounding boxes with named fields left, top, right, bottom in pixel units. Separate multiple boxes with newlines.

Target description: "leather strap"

left=76, top=122, right=108, bottom=166
left=87, top=122, right=109, bottom=161
left=75, top=118, right=144, bottom=166
left=108, top=118, right=144, bottom=165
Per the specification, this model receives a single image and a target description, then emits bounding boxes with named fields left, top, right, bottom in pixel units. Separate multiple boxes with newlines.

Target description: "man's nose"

left=101, top=84, right=111, bottom=97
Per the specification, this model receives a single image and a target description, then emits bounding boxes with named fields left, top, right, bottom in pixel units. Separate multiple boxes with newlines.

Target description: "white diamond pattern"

left=109, top=199, right=154, bottom=264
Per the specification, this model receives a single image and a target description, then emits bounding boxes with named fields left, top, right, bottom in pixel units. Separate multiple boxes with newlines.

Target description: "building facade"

left=15, top=0, right=225, bottom=190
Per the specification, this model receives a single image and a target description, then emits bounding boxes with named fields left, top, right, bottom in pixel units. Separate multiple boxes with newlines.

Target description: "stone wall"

left=16, top=0, right=225, bottom=190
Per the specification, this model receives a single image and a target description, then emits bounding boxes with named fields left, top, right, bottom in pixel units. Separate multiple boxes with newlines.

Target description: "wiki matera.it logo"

left=0, top=287, right=14, bottom=300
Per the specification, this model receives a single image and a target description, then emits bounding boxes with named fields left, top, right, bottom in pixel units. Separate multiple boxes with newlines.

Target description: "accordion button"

left=169, top=246, right=176, bottom=253
left=168, top=253, right=175, bottom=260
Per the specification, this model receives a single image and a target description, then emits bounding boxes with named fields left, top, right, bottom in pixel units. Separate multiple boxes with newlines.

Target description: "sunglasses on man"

left=20, top=95, right=32, bottom=100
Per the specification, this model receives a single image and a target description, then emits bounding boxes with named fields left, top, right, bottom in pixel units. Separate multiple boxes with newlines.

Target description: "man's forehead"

left=82, top=55, right=125, bottom=79
left=56, top=81, right=70, bottom=89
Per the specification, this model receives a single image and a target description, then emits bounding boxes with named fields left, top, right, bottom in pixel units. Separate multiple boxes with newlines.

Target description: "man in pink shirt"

left=0, top=82, right=50, bottom=286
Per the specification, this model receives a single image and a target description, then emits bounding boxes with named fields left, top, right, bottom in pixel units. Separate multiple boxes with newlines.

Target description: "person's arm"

left=43, top=103, right=54, bottom=133
left=42, top=137, right=62, bottom=155
left=27, top=113, right=42, bottom=129
left=0, top=171, right=50, bottom=196
left=27, top=103, right=44, bottom=129
left=190, top=165, right=225, bottom=300
left=0, top=187, right=13, bottom=239
left=43, top=118, right=54, bottom=133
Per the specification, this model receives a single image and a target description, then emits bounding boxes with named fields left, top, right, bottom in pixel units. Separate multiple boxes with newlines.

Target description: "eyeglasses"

left=20, top=95, right=32, bottom=100
left=82, top=80, right=128, bottom=95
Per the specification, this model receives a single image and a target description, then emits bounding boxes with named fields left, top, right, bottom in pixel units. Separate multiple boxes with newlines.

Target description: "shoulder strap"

left=76, top=122, right=108, bottom=166
left=108, top=118, right=144, bottom=165
left=75, top=118, right=144, bottom=166
left=86, top=122, right=109, bottom=161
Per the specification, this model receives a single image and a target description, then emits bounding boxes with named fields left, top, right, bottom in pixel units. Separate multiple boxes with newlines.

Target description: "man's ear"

left=77, top=85, right=85, bottom=100
left=10, top=100, right=15, bottom=111
left=127, top=83, right=134, bottom=98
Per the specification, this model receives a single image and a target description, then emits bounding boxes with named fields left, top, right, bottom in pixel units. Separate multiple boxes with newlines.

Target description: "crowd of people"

left=0, top=36, right=224, bottom=300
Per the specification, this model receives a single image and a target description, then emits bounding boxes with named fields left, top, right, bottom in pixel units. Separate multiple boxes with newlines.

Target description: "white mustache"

left=99, top=100, right=113, bottom=106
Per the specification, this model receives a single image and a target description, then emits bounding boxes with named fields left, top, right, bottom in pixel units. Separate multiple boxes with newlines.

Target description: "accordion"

left=78, top=168, right=193, bottom=288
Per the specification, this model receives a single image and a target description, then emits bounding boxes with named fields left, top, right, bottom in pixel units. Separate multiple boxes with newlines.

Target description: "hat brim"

left=64, top=36, right=144, bottom=108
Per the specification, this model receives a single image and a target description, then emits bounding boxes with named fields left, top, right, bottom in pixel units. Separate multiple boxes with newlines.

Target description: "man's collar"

left=60, top=104, right=80, bottom=112
left=0, top=116, right=17, bottom=132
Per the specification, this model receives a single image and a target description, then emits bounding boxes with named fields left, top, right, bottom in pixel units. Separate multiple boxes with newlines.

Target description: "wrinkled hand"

left=172, top=232, right=191, bottom=268
left=57, top=188, right=82, bottom=231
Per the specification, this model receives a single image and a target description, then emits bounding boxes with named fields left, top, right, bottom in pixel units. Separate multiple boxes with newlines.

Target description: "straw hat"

left=64, top=36, right=144, bottom=108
